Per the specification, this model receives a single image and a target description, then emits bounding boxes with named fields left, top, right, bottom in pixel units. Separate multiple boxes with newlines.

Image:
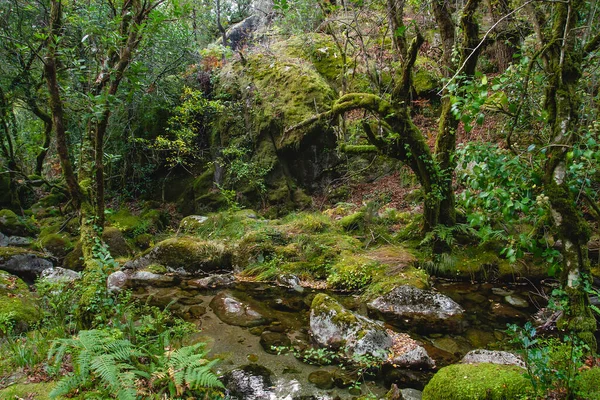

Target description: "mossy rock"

left=0, top=270, right=40, bottom=333
left=124, top=237, right=233, bottom=275
left=0, top=209, right=37, bottom=236
left=38, top=193, right=66, bottom=207
left=133, top=233, right=153, bottom=251
left=102, top=227, right=132, bottom=258
left=179, top=215, right=209, bottom=233
left=177, top=167, right=228, bottom=215
left=340, top=212, right=365, bottom=232
left=422, top=363, right=532, bottom=399
left=40, top=233, right=73, bottom=259
left=327, top=253, right=383, bottom=291
left=63, top=242, right=84, bottom=271
left=413, top=69, right=440, bottom=98
left=280, top=212, right=332, bottom=234
left=576, top=367, right=600, bottom=399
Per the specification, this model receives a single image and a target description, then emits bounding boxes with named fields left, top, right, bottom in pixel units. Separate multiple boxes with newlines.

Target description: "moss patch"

left=0, top=270, right=39, bottom=332
left=577, top=368, right=600, bottom=399
left=422, top=363, right=532, bottom=400
left=0, top=209, right=37, bottom=236
left=102, top=227, right=132, bottom=258
left=40, top=233, right=73, bottom=259
left=0, top=382, right=56, bottom=399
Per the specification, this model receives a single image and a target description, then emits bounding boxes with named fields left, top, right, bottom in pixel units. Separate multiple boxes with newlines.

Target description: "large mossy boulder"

left=0, top=247, right=53, bottom=280
left=422, top=363, right=531, bottom=400
left=123, top=237, right=232, bottom=276
left=0, top=209, right=37, bottom=237
left=39, top=233, right=73, bottom=259
left=367, top=285, right=465, bottom=333
left=0, top=270, right=40, bottom=332
left=102, top=227, right=132, bottom=258
left=310, top=293, right=392, bottom=360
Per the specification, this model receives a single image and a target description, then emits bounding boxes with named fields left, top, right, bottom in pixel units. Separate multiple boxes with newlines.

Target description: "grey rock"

left=107, top=271, right=128, bottom=292
left=276, top=274, right=304, bottom=292
left=310, top=293, right=392, bottom=360
left=0, top=248, right=53, bottom=278
left=187, top=273, right=236, bottom=289
left=367, top=285, right=465, bottom=333
left=40, top=267, right=80, bottom=283
left=491, top=287, right=514, bottom=296
left=401, top=388, right=423, bottom=400
left=389, top=346, right=435, bottom=370
left=461, top=349, right=525, bottom=368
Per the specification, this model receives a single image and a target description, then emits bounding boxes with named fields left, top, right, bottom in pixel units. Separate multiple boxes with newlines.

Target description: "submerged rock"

left=367, top=285, right=465, bottom=333
left=187, top=273, right=236, bottom=289
left=307, top=370, right=334, bottom=390
left=259, top=331, right=291, bottom=354
left=309, top=293, right=392, bottom=360
left=461, top=349, right=525, bottom=368
left=123, top=237, right=233, bottom=276
left=222, top=364, right=275, bottom=400
left=504, top=294, right=529, bottom=308
left=210, top=291, right=270, bottom=327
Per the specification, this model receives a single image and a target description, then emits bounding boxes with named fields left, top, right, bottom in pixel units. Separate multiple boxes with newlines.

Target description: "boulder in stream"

left=309, top=293, right=392, bottom=360
left=367, top=285, right=465, bottom=333
left=210, top=291, right=270, bottom=327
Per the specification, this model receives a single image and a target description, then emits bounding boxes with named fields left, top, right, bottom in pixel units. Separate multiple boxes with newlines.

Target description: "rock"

left=308, top=370, right=334, bottom=390
left=491, top=287, right=513, bottom=296
left=490, top=302, right=527, bottom=320
left=222, top=364, right=275, bottom=400
left=401, top=388, right=423, bottom=400
left=0, top=270, right=39, bottom=332
left=422, top=364, right=532, bottom=400
left=430, top=337, right=472, bottom=357
left=504, top=294, right=529, bottom=308
left=0, top=209, right=37, bottom=237
left=40, top=233, right=72, bottom=259
left=107, top=271, right=128, bottom=292
left=390, top=345, right=435, bottom=370
left=39, top=267, right=80, bottom=283
left=210, top=291, right=270, bottom=327
left=0, top=247, right=53, bottom=280
left=367, top=285, right=465, bottom=333
left=123, top=237, right=232, bottom=276
left=310, top=293, right=392, bottom=360
left=102, top=227, right=132, bottom=258
left=63, top=242, right=84, bottom=271
left=383, top=367, right=431, bottom=391
left=187, top=273, right=236, bottom=289
left=0, top=233, right=6, bottom=247
left=271, top=297, right=306, bottom=312
left=260, top=331, right=291, bottom=354
left=276, top=274, right=304, bottom=292
left=461, top=349, right=525, bottom=368
left=0, top=233, right=31, bottom=247
left=178, top=215, right=209, bottom=233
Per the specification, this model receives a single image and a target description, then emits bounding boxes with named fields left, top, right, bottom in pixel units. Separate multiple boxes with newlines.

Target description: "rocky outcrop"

left=367, top=285, right=465, bottom=333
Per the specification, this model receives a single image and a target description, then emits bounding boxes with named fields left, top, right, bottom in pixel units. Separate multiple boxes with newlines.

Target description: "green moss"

left=339, top=212, right=365, bottom=232
left=327, top=253, right=383, bottom=291
left=280, top=212, right=332, bottom=234
left=363, top=266, right=429, bottom=298
left=133, top=233, right=153, bottom=250
left=0, top=209, right=37, bottom=236
left=0, top=382, right=56, bottom=399
left=422, top=363, right=532, bottom=400
left=145, top=263, right=167, bottom=274
left=40, top=233, right=73, bottom=258
left=413, top=69, right=440, bottom=97
left=178, top=167, right=227, bottom=215
left=311, top=293, right=357, bottom=326
left=153, top=237, right=230, bottom=270
left=0, top=270, right=39, bottom=332
left=63, top=242, right=84, bottom=271
left=38, top=193, right=66, bottom=207
left=108, top=209, right=144, bottom=237
left=576, top=368, right=600, bottom=399
left=102, top=227, right=132, bottom=258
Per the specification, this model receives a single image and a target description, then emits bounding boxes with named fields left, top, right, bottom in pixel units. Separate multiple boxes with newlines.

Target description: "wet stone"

left=490, top=302, right=527, bottom=320
left=222, top=364, right=274, bottom=400
left=308, top=370, right=334, bottom=390
left=188, top=305, right=207, bottom=317
left=504, top=294, right=529, bottom=308
left=259, top=331, right=291, bottom=354
left=210, top=291, right=270, bottom=327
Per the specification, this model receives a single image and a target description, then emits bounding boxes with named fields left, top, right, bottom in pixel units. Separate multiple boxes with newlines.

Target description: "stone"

left=102, top=227, right=132, bottom=258
left=491, top=287, right=513, bottom=296
left=308, top=370, right=334, bottom=390
left=0, top=209, right=37, bottom=237
left=178, top=215, right=209, bottom=233
left=0, top=247, right=53, bottom=280
left=461, top=349, right=525, bottom=368
left=259, top=331, right=291, bottom=354
left=107, top=271, right=128, bottom=292
left=310, top=293, right=392, bottom=360
left=490, top=302, right=527, bottom=320
left=389, top=346, right=435, bottom=370
left=39, top=267, right=80, bottom=283
left=276, top=274, right=304, bottom=292
left=401, top=388, right=423, bottom=400
left=430, top=337, right=472, bottom=357
left=187, top=273, right=236, bottom=289
left=504, top=294, right=529, bottom=308
left=210, top=291, right=270, bottom=327
left=0, top=270, right=39, bottom=332
left=123, top=237, right=232, bottom=276
left=222, top=364, right=275, bottom=400
left=367, top=285, right=465, bottom=333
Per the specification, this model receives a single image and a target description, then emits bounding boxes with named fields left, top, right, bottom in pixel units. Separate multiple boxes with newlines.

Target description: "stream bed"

left=134, top=278, right=544, bottom=399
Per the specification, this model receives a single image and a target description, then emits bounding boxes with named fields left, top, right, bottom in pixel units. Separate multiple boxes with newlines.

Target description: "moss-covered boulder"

left=63, top=242, right=84, bottom=271
left=108, top=206, right=169, bottom=238
left=177, top=167, right=228, bottom=216
left=0, top=209, right=37, bottom=236
left=123, top=237, right=232, bottom=276
left=367, top=285, right=465, bottom=333
left=0, top=270, right=40, bottom=332
left=0, top=247, right=53, bottom=279
left=422, top=363, right=532, bottom=399
left=102, top=227, right=132, bottom=258
left=310, top=293, right=392, bottom=360
left=40, top=233, right=73, bottom=259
